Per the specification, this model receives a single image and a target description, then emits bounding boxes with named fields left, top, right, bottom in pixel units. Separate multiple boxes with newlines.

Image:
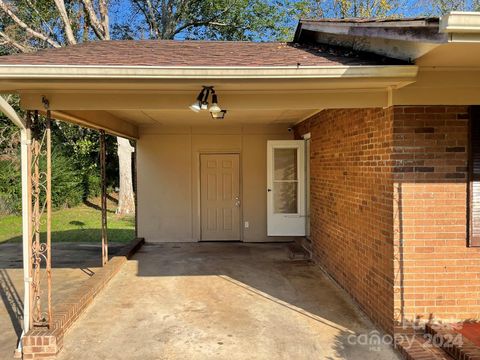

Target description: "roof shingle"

left=0, top=40, right=404, bottom=67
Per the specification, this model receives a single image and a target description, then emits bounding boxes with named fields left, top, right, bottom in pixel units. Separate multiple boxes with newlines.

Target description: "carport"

left=0, top=40, right=415, bottom=358
left=2, top=13, right=480, bottom=359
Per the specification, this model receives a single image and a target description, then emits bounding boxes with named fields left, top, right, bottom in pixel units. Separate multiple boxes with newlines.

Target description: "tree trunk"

left=116, top=136, right=135, bottom=215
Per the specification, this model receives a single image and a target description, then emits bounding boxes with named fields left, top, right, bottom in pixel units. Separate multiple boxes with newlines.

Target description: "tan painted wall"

left=137, top=125, right=293, bottom=242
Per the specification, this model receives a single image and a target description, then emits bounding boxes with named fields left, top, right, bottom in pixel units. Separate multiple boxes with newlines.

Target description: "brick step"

left=425, top=323, right=480, bottom=360
left=396, top=334, right=455, bottom=360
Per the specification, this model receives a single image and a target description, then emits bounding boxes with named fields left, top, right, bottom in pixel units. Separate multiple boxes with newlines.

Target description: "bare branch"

left=0, top=30, right=29, bottom=52
left=80, top=0, right=107, bottom=40
left=0, top=0, right=61, bottom=48
left=172, top=3, right=235, bottom=37
left=132, top=0, right=163, bottom=38
left=143, top=0, right=160, bottom=37
left=53, top=0, right=77, bottom=45
left=208, top=22, right=227, bottom=26
left=99, top=0, right=110, bottom=40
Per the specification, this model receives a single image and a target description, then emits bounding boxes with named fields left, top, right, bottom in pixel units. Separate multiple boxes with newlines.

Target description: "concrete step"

left=287, top=242, right=310, bottom=261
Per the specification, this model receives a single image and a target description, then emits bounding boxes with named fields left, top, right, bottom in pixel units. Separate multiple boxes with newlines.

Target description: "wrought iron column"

left=100, top=130, right=108, bottom=266
left=29, top=110, right=53, bottom=328
left=133, top=141, right=138, bottom=238
left=45, top=111, right=52, bottom=328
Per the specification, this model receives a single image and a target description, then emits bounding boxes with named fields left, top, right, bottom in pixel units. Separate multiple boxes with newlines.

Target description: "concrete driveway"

left=56, top=242, right=401, bottom=360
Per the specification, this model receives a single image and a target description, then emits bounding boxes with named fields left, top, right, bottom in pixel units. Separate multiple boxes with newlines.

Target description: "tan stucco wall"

left=137, top=125, right=293, bottom=242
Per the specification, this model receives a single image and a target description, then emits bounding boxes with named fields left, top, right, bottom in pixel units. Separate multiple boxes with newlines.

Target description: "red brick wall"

left=295, top=105, right=480, bottom=335
left=392, top=106, right=480, bottom=329
left=295, top=108, right=396, bottom=333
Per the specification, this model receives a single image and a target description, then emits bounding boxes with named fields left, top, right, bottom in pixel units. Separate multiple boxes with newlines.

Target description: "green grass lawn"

left=0, top=197, right=135, bottom=244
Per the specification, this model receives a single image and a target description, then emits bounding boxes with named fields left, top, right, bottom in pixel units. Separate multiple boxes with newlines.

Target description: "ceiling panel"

left=108, top=109, right=318, bottom=126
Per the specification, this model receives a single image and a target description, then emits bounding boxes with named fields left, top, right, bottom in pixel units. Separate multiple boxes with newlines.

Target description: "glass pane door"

left=273, top=148, right=298, bottom=214
left=267, top=140, right=306, bottom=237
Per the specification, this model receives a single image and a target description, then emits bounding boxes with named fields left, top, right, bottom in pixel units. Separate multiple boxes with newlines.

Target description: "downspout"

left=0, top=96, right=30, bottom=355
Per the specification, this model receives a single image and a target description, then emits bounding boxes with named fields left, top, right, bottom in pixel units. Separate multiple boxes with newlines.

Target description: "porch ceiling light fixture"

left=189, top=86, right=227, bottom=119
left=210, top=110, right=227, bottom=120
left=189, top=87, right=207, bottom=112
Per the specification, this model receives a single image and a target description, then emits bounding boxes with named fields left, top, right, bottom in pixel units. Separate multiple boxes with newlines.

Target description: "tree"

left=0, top=0, right=136, bottom=215
left=122, top=0, right=322, bottom=41
left=320, top=0, right=397, bottom=18
left=0, top=0, right=322, bottom=217
left=427, top=0, right=480, bottom=14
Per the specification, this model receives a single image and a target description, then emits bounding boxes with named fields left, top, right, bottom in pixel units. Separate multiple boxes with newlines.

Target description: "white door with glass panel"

left=267, top=140, right=305, bottom=236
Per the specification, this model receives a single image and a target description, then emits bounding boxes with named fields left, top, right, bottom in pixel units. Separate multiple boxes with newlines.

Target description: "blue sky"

left=107, top=0, right=478, bottom=41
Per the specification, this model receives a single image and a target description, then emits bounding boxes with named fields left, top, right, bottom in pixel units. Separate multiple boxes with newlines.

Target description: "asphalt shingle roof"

left=0, top=40, right=404, bottom=67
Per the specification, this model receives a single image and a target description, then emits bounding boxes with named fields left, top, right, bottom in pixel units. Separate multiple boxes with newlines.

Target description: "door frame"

left=198, top=151, right=243, bottom=241
left=302, top=133, right=311, bottom=239
left=267, top=140, right=306, bottom=236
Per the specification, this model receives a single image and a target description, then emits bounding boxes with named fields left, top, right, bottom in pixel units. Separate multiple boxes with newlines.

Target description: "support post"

left=0, top=99, right=33, bottom=353
left=133, top=141, right=138, bottom=238
left=25, top=111, right=32, bottom=332
left=29, top=110, right=53, bottom=328
left=46, top=111, right=53, bottom=328
left=100, top=130, right=108, bottom=266
left=30, top=111, right=39, bottom=326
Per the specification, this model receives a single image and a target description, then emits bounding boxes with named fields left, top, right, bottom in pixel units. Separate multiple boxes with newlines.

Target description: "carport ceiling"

left=107, top=109, right=318, bottom=126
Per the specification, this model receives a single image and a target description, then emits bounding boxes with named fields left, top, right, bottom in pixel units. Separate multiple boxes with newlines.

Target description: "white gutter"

left=0, top=64, right=419, bottom=79
left=0, top=96, right=29, bottom=356
left=440, top=11, right=480, bottom=42
left=440, top=11, right=480, bottom=33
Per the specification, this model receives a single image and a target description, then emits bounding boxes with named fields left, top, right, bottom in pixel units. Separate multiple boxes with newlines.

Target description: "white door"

left=267, top=140, right=305, bottom=236
left=200, top=154, right=241, bottom=241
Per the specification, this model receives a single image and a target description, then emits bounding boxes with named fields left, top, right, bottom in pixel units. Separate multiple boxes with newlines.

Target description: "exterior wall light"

left=189, top=86, right=227, bottom=119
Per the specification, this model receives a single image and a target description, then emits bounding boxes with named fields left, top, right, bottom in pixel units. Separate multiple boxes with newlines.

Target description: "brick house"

left=1, top=11, right=480, bottom=359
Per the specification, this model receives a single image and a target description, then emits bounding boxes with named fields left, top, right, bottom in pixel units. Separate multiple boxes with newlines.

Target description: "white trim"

left=267, top=140, right=306, bottom=236
left=0, top=97, right=30, bottom=351
left=0, top=64, right=418, bottom=79
left=440, top=11, right=480, bottom=35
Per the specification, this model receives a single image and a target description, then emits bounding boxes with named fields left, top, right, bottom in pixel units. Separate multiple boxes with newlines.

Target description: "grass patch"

left=0, top=196, right=135, bottom=244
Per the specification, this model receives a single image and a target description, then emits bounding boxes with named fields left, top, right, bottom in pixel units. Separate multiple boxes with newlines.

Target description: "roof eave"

left=295, top=19, right=446, bottom=44
left=0, top=64, right=419, bottom=81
